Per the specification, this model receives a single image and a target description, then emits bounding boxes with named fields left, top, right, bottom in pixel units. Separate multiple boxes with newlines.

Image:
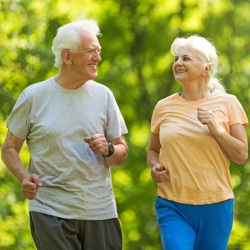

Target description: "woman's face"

left=172, top=46, right=207, bottom=83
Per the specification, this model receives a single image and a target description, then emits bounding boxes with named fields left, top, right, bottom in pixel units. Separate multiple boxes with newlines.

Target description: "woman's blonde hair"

left=170, top=35, right=226, bottom=92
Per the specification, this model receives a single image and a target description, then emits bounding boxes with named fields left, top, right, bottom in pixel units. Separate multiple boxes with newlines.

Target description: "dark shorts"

left=30, top=212, right=122, bottom=250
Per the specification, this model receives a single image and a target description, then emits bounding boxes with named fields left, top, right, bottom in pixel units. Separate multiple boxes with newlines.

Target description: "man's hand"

left=84, top=134, right=108, bottom=156
left=22, top=174, right=42, bottom=200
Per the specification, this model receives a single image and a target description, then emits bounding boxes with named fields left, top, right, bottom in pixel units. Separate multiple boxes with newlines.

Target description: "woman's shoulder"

left=212, top=89, right=238, bottom=102
left=157, top=93, right=179, bottom=105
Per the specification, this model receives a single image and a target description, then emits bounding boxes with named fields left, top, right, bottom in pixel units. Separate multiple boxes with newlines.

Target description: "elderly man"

left=1, top=20, right=128, bottom=250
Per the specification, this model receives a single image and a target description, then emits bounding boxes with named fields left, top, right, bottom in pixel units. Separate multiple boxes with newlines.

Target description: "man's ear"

left=62, top=50, right=72, bottom=65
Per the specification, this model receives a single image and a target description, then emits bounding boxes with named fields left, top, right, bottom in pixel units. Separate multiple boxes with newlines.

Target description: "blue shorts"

left=155, top=197, right=234, bottom=250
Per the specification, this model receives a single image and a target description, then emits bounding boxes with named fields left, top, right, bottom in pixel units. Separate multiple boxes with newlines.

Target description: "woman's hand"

left=197, top=108, right=222, bottom=135
left=151, top=163, right=168, bottom=183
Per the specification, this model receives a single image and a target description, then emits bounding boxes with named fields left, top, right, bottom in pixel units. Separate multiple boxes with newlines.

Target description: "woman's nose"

left=174, top=58, right=183, bottom=65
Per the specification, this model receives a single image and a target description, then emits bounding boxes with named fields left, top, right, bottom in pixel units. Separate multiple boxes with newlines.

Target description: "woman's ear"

left=202, top=64, right=210, bottom=76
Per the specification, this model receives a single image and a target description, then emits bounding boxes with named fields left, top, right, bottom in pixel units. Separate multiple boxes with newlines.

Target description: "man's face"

left=69, top=31, right=102, bottom=82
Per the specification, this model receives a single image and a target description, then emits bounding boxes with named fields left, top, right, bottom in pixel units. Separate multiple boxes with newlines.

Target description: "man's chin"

left=91, top=72, right=98, bottom=79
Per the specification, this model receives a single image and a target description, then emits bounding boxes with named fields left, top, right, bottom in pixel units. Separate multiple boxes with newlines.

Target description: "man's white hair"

left=52, top=20, right=101, bottom=69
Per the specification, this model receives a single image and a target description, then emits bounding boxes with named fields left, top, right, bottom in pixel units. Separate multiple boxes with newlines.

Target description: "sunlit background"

left=0, top=0, right=250, bottom=249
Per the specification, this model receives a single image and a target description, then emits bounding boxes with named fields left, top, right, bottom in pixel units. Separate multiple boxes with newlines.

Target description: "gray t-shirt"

left=7, top=77, right=128, bottom=220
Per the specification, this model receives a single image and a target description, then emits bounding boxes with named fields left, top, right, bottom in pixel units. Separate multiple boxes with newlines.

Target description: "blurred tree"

left=0, top=0, right=249, bottom=249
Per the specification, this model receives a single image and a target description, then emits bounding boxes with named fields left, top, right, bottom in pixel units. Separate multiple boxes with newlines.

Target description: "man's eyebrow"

left=86, top=46, right=102, bottom=50
left=175, top=54, right=190, bottom=57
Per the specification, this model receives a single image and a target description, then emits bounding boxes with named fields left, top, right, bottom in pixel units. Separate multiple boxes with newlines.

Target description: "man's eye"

left=88, top=50, right=101, bottom=54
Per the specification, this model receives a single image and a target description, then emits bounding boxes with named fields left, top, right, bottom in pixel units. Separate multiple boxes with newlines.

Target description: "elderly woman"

left=147, top=35, right=248, bottom=250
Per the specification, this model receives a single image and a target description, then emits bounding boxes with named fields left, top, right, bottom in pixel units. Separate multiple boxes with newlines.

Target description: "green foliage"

left=0, top=124, right=35, bottom=249
left=1, top=0, right=250, bottom=249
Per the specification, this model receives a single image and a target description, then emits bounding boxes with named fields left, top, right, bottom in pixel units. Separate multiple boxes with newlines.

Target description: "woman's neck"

left=181, top=87, right=211, bottom=101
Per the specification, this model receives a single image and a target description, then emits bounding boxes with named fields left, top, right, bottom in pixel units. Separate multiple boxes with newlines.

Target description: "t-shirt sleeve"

left=151, top=102, right=161, bottom=134
left=105, top=91, right=128, bottom=141
left=228, top=95, right=248, bottom=126
left=6, top=91, right=31, bottom=139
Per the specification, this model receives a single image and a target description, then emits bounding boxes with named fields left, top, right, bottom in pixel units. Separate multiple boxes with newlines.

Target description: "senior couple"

left=1, top=20, right=248, bottom=250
